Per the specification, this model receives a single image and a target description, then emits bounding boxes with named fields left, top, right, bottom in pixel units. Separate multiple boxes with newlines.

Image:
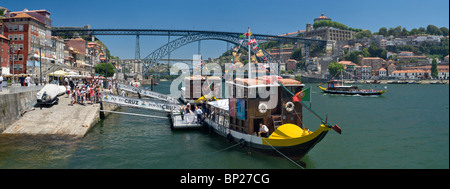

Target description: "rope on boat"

left=262, top=138, right=305, bottom=169
left=279, top=82, right=327, bottom=124
left=99, top=110, right=168, bottom=119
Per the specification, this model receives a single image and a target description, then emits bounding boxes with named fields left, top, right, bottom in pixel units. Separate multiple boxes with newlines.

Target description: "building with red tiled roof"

left=1, top=8, right=52, bottom=75
left=361, top=57, right=385, bottom=77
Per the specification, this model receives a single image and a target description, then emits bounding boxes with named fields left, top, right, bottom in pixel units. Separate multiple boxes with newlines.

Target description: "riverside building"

left=1, top=9, right=52, bottom=75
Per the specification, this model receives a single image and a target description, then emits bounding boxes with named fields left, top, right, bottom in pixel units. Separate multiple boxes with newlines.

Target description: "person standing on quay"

left=0, top=75, right=3, bottom=92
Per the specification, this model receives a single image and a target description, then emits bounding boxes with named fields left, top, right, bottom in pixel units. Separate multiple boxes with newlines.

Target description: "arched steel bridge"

left=52, top=28, right=327, bottom=75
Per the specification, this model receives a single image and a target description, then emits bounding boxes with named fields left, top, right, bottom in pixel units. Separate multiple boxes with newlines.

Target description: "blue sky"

left=2, top=0, right=449, bottom=60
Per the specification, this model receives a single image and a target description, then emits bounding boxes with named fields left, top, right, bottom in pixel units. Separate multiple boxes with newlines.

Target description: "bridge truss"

left=52, top=28, right=327, bottom=75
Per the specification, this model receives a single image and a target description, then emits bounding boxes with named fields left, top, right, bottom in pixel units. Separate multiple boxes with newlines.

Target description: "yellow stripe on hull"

left=262, top=124, right=331, bottom=147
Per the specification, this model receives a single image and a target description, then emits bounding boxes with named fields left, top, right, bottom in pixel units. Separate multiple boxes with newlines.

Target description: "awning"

left=48, top=70, right=69, bottom=77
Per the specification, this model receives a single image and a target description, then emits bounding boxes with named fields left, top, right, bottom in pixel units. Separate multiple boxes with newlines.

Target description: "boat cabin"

left=183, top=76, right=222, bottom=100
left=208, top=77, right=305, bottom=136
left=327, top=80, right=357, bottom=91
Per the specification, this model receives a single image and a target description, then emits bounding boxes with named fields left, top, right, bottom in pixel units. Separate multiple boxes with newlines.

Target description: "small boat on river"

left=318, top=80, right=386, bottom=96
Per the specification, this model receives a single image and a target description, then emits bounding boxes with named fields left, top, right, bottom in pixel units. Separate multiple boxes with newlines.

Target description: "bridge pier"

left=198, top=40, right=201, bottom=55
left=304, top=42, right=310, bottom=61
left=168, top=32, right=171, bottom=72
left=135, top=34, right=140, bottom=59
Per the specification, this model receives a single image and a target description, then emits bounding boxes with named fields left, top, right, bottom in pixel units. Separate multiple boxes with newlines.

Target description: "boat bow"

left=262, top=124, right=331, bottom=147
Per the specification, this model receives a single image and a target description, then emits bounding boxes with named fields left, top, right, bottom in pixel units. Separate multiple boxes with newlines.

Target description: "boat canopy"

left=207, top=99, right=229, bottom=111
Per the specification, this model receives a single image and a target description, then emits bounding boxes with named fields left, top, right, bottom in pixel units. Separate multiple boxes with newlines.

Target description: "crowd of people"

left=179, top=101, right=210, bottom=125
left=63, top=77, right=118, bottom=106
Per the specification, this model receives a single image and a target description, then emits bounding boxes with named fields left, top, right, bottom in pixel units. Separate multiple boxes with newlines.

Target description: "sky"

left=2, top=0, right=449, bottom=60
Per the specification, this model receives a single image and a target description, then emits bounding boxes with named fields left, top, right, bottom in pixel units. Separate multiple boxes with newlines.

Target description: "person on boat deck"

left=180, top=105, right=185, bottom=121
left=258, top=123, right=269, bottom=137
left=185, top=105, right=191, bottom=124
left=195, top=106, right=203, bottom=124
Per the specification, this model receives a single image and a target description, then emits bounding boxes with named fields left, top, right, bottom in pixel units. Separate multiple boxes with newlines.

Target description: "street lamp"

left=10, top=42, right=15, bottom=84
left=39, top=46, right=42, bottom=85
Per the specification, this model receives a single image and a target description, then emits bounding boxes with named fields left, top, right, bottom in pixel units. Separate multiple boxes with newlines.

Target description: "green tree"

left=431, top=58, right=438, bottom=79
left=378, top=27, right=388, bottom=36
left=290, top=48, right=302, bottom=61
left=418, top=27, right=426, bottom=34
left=94, top=63, right=115, bottom=77
left=354, top=30, right=372, bottom=38
left=402, top=27, right=410, bottom=36
left=440, top=27, right=449, bottom=36
left=328, top=61, right=345, bottom=78
left=410, top=28, right=419, bottom=35
left=427, top=25, right=442, bottom=35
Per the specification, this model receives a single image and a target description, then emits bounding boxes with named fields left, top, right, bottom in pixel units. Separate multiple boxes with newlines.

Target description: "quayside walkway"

left=2, top=95, right=100, bottom=137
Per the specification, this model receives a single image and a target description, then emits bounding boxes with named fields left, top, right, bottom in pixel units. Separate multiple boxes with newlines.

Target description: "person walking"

left=0, top=75, right=3, bottom=92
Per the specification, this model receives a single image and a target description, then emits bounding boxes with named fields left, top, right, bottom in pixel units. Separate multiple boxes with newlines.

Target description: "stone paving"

left=2, top=95, right=100, bottom=137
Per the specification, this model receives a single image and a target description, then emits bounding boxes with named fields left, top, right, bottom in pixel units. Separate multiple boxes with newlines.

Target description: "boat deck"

left=170, top=113, right=201, bottom=129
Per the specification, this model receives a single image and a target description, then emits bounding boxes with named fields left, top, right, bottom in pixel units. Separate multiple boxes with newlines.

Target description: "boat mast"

left=248, top=27, right=251, bottom=79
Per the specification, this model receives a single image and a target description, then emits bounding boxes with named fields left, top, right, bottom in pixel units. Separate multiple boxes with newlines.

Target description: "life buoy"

left=285, top=101, right=295, bottom=112
left=227, top=134, right=233, bottom=143
left=258, top=103, right=268, bottom=114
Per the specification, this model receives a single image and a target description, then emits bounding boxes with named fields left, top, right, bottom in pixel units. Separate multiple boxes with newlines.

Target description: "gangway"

left=117, top=83, right=178, bottom=103
left=100, top=92, right=201, bottom=129
left=101, top=93, right=181, bottom=113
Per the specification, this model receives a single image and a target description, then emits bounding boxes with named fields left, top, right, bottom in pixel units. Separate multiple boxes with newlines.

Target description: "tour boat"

left=203, top=77, right=340, bottom=161
left=318, top=80, right=386, bottom=96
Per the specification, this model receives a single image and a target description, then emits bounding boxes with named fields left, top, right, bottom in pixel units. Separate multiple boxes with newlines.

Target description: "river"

left=0, top=81, right=448, bottom=169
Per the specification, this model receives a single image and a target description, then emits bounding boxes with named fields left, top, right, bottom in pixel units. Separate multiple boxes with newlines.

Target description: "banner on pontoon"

left=117, top=83, right=178, bottom=103
left=101, top=93, right=181, bottom=113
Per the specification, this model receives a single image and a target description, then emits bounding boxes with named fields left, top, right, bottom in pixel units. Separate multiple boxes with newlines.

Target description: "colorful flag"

left=243, top=32, right=252, bottom=36
left=247, top=39, right=256, bottom=45
left=293, top=87, right=310, bottom=102
left=252, top=45, right=259, bottom=50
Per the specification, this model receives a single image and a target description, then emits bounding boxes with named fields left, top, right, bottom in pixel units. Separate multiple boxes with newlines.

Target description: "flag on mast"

left=247, top=39, right=256, bottom=45
left=292, top=87, right=310, bottom=102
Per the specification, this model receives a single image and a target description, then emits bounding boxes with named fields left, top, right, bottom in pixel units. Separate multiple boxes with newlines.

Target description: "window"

left=19, top=25, right=23, bottom=31
left=18, top=44, right=24, bottom=50
left=18, top=54, right=23, bottom=61
left=13, top=64, right=22, bottom=71
left=18, top=34, right=23, bottom=40
left=14, top=35, right=17, bottom=41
